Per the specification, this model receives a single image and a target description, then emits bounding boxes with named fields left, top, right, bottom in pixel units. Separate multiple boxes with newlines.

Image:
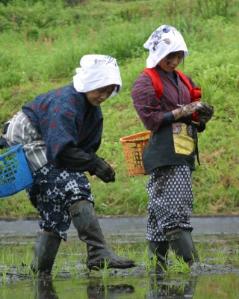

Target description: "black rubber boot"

left=69, top=200, right=135, bottom=270
left=31, top=231, right=61, bottom=275
left=148, top=241, right=169, bottom=273
left=165, top=229, right=199, bottom=265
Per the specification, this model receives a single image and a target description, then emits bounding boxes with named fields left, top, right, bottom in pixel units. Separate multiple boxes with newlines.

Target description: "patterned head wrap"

left=144, top=25, right=188, bottom=68
left=73, top=54, right=122, bottom=96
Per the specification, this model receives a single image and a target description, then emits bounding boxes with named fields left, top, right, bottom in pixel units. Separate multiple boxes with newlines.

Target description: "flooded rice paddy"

left=0, top=216, right=238, bottom=299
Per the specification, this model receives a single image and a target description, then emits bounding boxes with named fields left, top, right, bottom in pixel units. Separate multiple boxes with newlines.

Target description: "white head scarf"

left=73, top=54, right=122, bottom=96
left=144, top=25, right=188, bottom=68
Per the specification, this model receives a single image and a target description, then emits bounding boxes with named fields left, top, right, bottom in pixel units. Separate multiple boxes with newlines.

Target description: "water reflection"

left=87, top=279, right=135, bottom=299
left=34, top=276, right=135, bottom=299
left=35, top=276, right=58, bottom=299
left=147, top=274, right=197, bottom=299
left=3, top=271, right=239, bottom=299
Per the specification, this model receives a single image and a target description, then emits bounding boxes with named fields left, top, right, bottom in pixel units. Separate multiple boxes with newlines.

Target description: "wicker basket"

left=120, top=131, right=151, bottom=176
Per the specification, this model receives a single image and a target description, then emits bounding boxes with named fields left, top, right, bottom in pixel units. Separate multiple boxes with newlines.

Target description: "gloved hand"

left=173, top=102, right=202, bottom=120
left=197, top=103, right=214, bottom=123
left=181, top=102, right=203, bottom=117
left=90, top=156, right=115, bottom=183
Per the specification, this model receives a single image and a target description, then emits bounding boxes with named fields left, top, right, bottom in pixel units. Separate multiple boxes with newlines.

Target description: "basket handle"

left=0, top=144, right=22, bottom=159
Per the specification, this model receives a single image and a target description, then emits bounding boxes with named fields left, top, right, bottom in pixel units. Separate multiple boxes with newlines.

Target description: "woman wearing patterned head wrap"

left=3, top=54, right=135, bottom=274
left=131, top=25, right=213, bottom=272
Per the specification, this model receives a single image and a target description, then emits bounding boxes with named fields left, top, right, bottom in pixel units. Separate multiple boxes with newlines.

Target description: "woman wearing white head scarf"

left=3, top=54, right=135, bottom=274
left=143, top=24, right=188, bottom=68
left=131, top=25, right=213, bottom=272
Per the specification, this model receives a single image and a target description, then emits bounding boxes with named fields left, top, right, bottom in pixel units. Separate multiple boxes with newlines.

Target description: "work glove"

left=89, top=156, right=115, bottom=183
left=173, top=102, right=202, bottom=120
left=180, top=102, right=202, bottom=117
left=57, top=147, right=115, bottom=183
left=197, top=103, right=214, bottom=123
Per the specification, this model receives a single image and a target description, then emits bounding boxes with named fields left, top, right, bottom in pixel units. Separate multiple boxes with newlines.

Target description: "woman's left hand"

left=197, top=103, right=214, bottom=123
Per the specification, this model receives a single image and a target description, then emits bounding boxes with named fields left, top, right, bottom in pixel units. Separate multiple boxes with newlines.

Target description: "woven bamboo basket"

left=120, top=131, right=151, bottom=176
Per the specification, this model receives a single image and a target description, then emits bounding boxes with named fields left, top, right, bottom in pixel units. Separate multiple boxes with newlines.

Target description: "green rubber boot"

left=166, top=229, right=199, bottom=265
left=69, top=200, right=135, bottom=270
left=148, top=241, right=169, bottom=273
left=31, top=231, right=61, bottom=275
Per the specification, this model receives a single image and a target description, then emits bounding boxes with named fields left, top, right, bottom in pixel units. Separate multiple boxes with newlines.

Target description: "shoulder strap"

left=176, top=70, right=202, bottom=123
left=144, top=68, right=202, bottom=103
left=143, top=68, right=163, bottom=99
left=176, top=70, right=202, bottom=101
left=176, top=70, right=193, bottom=92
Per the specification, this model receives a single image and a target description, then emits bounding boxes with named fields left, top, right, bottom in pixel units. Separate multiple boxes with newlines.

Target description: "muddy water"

left=1, top=273, right=238, bottom=299
left=0, top=217, right=239, bottom=299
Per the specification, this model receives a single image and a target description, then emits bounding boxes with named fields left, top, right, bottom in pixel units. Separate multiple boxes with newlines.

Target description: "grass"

left=0, top=0, right=239, bottom=217
left=165, top=252, right=191, bottom=275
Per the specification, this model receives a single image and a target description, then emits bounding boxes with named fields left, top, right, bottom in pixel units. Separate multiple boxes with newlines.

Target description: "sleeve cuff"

left=162, top=112, right=175, bottom=125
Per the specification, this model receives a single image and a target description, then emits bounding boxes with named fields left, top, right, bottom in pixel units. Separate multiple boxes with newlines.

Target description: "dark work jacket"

left=22, top=84, right=103, bottom=165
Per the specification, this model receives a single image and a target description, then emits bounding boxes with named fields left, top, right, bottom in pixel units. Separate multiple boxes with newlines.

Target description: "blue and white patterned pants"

left=146, top=165, right=193, bottom=242
left=27, top=163, right=94, bottom=240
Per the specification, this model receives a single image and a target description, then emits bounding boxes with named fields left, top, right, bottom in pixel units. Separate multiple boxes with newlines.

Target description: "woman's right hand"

left=172, top=102, right=201, bottom=120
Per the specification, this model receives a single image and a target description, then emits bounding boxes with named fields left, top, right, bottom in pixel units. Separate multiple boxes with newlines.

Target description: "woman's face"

left=159, top=51, right=184, bottom=72
left=86, top=85, right=116, bottom=106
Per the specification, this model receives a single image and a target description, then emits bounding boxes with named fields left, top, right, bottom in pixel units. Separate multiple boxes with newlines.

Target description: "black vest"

left=143, top=123, right=197, bottom=174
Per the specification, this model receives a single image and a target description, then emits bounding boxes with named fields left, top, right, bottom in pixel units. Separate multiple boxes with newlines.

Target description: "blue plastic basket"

left=0, top=144, right=33, bottom=198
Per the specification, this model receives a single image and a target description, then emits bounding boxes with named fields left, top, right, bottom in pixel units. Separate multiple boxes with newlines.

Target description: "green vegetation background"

left=0, top=0, right=238, bottom=218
